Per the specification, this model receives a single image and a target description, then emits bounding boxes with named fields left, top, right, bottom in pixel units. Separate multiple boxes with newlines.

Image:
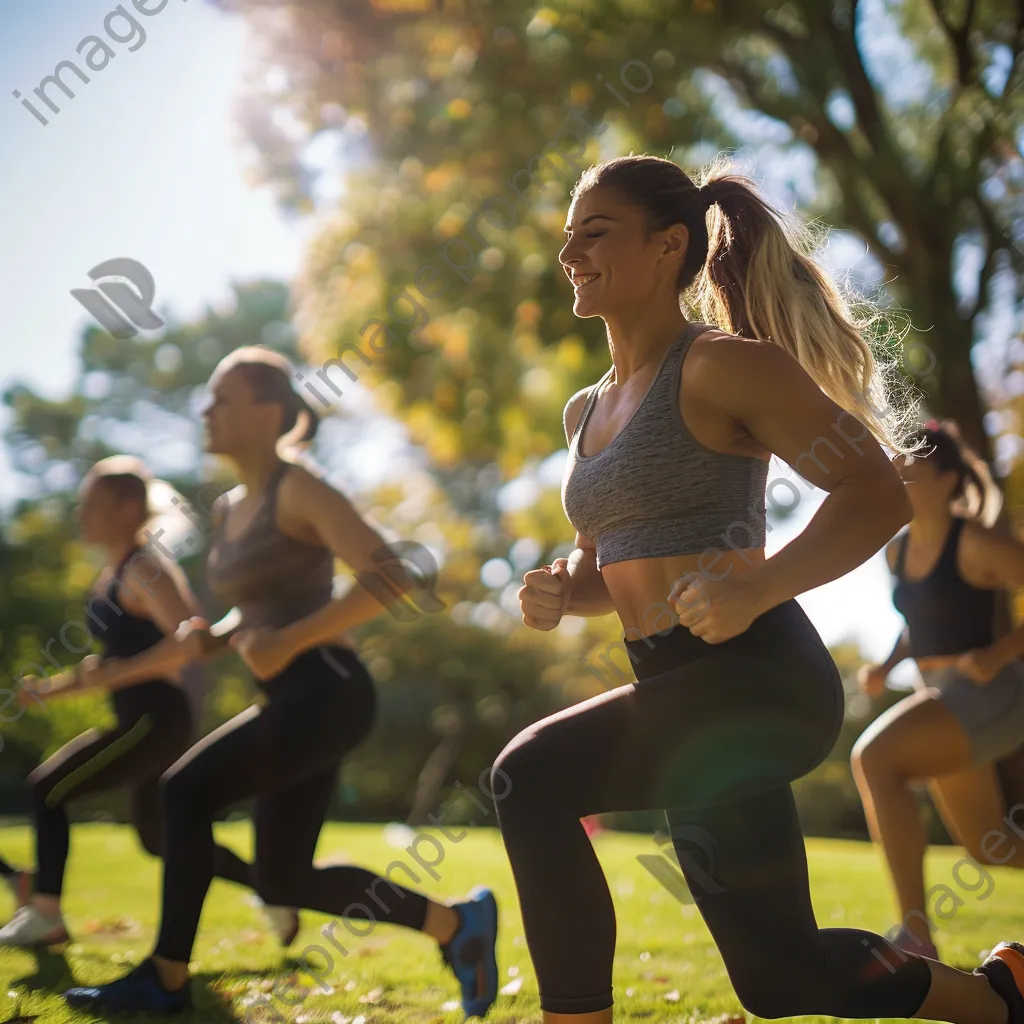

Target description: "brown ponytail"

left=912, top=420, right=1002, bottom=526
left=571, top=154, right=919, bottom=454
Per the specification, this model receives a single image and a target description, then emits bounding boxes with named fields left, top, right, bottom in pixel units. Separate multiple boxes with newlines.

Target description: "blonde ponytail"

left=572, top=154, right=921, bottom=455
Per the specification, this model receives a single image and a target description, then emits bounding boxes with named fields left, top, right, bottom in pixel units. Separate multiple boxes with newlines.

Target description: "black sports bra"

left=891, top=518, right=996, bottom=658
left=85, top=547, right=166, bottom=660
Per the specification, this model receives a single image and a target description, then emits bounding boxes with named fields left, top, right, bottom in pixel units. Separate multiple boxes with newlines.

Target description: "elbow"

left=880, top=477, right=912, bottom=536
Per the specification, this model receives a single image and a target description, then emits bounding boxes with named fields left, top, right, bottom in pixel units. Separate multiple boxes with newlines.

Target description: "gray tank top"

left=561, top=321, right=769, bottom=569
left=206, top=462, right=335, bottom=630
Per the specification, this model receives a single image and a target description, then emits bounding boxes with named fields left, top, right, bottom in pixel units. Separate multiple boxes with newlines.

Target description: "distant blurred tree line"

left=8, top=0, right=1024, bottom=844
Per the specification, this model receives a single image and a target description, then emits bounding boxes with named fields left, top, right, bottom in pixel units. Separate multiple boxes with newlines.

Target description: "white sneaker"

left=252, top=897, right=299, bottom=946
left=0, top=905, right=69, bottom=946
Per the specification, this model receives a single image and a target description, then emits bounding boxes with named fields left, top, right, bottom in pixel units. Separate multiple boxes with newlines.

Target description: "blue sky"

left=0, top=0, right=914, bottom=672
left=0, top=0, right=312, bottom=400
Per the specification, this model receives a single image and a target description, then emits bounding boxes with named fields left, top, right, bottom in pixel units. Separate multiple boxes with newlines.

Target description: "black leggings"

left=492, top=599, right=934, bottom=1017
left=154, top=645, right=430, bottom=962
left=28, top=680, right=256, bottom=897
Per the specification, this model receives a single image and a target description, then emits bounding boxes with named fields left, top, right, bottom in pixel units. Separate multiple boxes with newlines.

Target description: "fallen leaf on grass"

left=440, top=999, right=461, bottom=1011
left=664, top=990, right=680, bottom=1002
left=358, top=987, right=384, bottom=1004
left=241, top=930, right=266, bottom=945
left=499, top=977, right=522, bottom=996
left=80, top=917, right=141, bottom=937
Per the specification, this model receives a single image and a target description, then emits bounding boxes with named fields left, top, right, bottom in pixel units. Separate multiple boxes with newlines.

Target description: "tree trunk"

left=406, top=728, right=465, bottom=826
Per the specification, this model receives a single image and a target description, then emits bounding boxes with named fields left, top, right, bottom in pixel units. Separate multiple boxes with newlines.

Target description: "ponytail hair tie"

left=924, top=418, right=940, bottom=430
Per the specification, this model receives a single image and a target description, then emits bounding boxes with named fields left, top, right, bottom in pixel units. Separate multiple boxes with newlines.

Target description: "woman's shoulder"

left=885, top=530, right=908, bottom=574
left=686, top=329, right=781, bottom=368
left=563, top=381, right=604, bottom=444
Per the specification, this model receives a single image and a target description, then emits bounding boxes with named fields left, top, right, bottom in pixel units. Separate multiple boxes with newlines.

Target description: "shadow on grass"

left=7, top=951, right=258, bottom=1023
left=7, top=945, right=71, bottom=996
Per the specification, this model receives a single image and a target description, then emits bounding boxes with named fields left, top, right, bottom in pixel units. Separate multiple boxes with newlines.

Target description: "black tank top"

left=891, top=517, right=996, bottom=658
left=85, top=547, right=166, bottom=660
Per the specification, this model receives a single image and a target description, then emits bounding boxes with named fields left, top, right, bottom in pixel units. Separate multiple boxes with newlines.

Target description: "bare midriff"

left=915, top=654, right=962, bottom=671
left=601, top=547, right=769, bottom=641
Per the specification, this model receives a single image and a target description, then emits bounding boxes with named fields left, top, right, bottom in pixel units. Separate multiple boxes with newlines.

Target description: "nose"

left=559, top=237, right=582, bottom=270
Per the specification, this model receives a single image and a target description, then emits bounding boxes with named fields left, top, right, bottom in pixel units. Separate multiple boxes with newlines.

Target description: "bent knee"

left=159, top=762, right=208, bottom=819
left=27, top=769, right=56, bottom=808
left=491, top=730, right=559, bottom=811
left=734, top=983, right=799, bottom=1020
left=850, top=731, right=900, bottom=779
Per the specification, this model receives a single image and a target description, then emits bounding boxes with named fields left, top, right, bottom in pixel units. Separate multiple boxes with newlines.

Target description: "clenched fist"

left=857, top=663, right=888, bottom=698
left=519, top=558, right=572, bottom=631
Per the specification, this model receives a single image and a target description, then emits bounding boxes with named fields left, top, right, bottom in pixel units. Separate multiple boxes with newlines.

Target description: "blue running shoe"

left=64, top=957, right=192, bottom=1015
left=440, top=886, right=498, bottom=1018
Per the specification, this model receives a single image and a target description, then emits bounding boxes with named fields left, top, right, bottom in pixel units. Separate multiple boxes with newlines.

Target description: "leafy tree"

left=209, top=0, right=1024, bottom=463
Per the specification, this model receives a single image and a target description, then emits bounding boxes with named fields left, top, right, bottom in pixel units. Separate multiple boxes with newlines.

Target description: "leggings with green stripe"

left=29, top=680, right=254, bottom=897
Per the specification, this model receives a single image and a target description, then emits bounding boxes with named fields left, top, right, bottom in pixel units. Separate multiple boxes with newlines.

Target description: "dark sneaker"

left=975, top=941, right=1024, bottom=1023
left=63, top=958, right=192, bottom=1015
left=439, top=887, right=499, bottom=1018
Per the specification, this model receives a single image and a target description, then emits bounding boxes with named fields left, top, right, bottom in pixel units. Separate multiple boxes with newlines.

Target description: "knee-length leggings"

left=154, top=645, right=430, bottom=962
left=492, top=599, right=934, bottom=1017
left=29, top=680, right=254, bottom=896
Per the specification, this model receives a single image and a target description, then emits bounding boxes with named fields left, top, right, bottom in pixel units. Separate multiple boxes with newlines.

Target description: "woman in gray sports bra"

left=63, top=347, right=498, bottom=1018
left=497, top=155, right=1024, bottom=1023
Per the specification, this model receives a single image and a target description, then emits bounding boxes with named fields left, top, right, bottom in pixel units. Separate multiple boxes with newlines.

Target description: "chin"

left=573, top=298, right=603, bottom=319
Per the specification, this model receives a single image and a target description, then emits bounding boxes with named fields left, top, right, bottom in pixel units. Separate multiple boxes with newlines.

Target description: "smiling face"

left=558, top=186, right=689, bottom=319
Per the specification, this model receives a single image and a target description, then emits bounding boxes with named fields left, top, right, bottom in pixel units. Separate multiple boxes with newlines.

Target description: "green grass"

left=0, top=822, right=1022, bottom=1023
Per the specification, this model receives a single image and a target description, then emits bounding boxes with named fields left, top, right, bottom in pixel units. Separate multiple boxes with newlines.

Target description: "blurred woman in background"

left=62, top=347, right=499, bottom=1019
left=0, top=456, right=259, bottom=946
left=854, top=420, right=1024, bottom=961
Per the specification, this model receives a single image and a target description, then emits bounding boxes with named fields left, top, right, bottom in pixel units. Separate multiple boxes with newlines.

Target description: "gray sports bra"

left=561, top=321, right=769, bottom=569
left=206, top=462, right=335, bottom=630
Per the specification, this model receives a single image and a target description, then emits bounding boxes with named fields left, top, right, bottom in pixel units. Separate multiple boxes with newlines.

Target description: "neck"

left=908, top=503, right=954, bottom=543
left=229, top=447, right=283, bottom=498
left=603, top=306, right=692, bottom=384
left=102, top=537, right=140, bottom=571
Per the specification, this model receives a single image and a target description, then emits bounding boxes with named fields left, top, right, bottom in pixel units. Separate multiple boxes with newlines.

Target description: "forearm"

left=989, top=620, right=1024, bottom=667
left=757, top=479, right=910, bottom=611
left=881, top=626, right=911, bottom=672
left=564, top=548, right=616, bottom=617
left=277, top=583, right=392, bottom=657
left=95, top=637, right=188, bottom=692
